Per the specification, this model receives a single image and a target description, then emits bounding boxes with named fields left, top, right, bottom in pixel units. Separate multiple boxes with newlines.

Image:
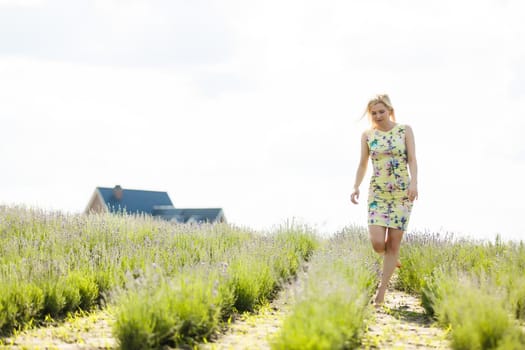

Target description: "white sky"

left=1, top=0, right=524, bottom=240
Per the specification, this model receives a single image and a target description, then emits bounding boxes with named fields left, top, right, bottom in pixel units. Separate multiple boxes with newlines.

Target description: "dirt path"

left=2, top=285, right=449, bottom=350
left=203, top=285, right=451, bottom=350
left=360, top=289, right=450, bottom=349
left=202, top=286, right=293, bottom=350
left=1, top=309, right=116, bottom=349
left=1, top=289, right=292, bottom=350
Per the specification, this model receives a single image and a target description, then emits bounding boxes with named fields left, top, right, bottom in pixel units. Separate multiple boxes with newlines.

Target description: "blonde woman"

left=350, top=94, right=418, bottom=306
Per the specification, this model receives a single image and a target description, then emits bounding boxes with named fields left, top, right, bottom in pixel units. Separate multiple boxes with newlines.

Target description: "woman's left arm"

left=405, top=125, right=418, bottom=201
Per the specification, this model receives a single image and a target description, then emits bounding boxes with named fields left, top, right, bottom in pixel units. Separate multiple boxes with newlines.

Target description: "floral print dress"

left=367, top=124, right=413, bottom=231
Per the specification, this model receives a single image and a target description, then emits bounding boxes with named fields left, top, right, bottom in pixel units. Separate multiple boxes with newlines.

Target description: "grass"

left=396, top=231, right=525, bottom=349
left=114, top=267, right=229, bottom=349
left=1, top=206, right=525, bottom=349
left=271, top=226, right=378, bottom=350
left=0, top=205, right=318, bottom=349
left=112, top=226, right=318, bottom=349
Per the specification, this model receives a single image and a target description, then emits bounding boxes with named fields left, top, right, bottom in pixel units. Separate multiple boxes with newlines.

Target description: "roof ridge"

left=97, top=187, right=169, bottom=193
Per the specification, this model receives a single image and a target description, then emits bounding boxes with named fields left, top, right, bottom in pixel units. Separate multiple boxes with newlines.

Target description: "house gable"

left=84, top=189, right=108, bottom=214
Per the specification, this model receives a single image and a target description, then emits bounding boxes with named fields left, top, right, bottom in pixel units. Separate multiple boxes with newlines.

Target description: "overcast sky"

left=1, top=0, right=524, bottom=240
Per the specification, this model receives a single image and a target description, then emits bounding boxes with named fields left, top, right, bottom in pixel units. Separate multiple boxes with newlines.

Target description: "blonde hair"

left=362, top=94, right=396, bottom=123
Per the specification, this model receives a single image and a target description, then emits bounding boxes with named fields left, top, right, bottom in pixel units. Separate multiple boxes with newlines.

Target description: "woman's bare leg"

left=368, top=225, right=387, bottom=254
left=375, top=228, right=404, bottom=305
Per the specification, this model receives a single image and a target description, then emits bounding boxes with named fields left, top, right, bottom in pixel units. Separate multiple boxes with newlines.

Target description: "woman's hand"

left=408, top=182, right=418, bottom=202
left=351, top=188, right=360, bottom=204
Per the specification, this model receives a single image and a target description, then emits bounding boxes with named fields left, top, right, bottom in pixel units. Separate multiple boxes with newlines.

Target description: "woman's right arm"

left=351, top=131, right=369, bottom=204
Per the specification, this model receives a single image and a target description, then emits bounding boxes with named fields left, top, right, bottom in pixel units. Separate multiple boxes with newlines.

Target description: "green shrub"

left=420, top=269, right=456, bottom=317
left=42, top=280, right=67, bottom=317
left=275, top=224, right=319, bottom=261
left=0, top=206, right=318, bottom=343
left=0, top=282, right=44, bottom=335
left=0, top=294, right=18, bottom=335
left=229, top=254, right=276, bottom=312
left=272, top=231, right=376, bottom=350
left=443, top=289, right=513, bottom=350
left=496, top=328, right=525, bottom=350
left=423, top=272, right=524, bottom=350
left=66, top=271, right=99, bottom=310
left=113, top=293, right=157, bottom=350
left=272, top=290, right=369, bottom=350
left=93, top=268, right=117, bottom=302
left=114, top=269, right=228, bottom=349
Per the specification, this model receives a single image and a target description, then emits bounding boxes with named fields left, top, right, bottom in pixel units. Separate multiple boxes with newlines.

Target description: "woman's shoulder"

left=400, top=124, right=414, bottom=133
left=361, top=128, right=375, bottom=140
left=396, top=123, right=414, bottom=133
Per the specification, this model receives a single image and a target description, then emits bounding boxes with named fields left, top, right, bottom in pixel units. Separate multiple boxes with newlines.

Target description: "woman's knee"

left=385, top=229, right=404, bottom=254
left=369, top=225, right=387, bottom=253
left=371, top=240, right=386, bottom=253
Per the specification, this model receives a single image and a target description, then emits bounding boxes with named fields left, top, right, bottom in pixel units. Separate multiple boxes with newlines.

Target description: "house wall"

left=86, top=192, right=107, bottom=214
left=92, top=195, right=106, bottom=213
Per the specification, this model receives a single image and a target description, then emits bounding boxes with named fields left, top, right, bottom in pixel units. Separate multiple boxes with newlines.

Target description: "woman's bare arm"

left=351, top=131, right=370, bottom=204
left=405, top=125, right=418, bottom=201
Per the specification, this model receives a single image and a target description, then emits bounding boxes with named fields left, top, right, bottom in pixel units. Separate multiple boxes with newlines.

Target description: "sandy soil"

left=201, top=287, right=293, bottom=350
left=2, top=283, right=450, bottom=350
left=360, top=289, right=450, bottom=349
left=1, top=310, right=116, bottom=349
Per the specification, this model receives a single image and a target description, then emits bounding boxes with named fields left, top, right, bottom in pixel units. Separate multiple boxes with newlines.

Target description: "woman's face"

left=369, top=102, right=391, bottom=125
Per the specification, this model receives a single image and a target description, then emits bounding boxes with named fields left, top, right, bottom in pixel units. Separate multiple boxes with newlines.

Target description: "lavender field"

left=0, top=206, right=524, bottom=349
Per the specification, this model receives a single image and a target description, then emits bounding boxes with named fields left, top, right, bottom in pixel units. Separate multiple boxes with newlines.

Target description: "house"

left=85, top=185, right=226, bottom=224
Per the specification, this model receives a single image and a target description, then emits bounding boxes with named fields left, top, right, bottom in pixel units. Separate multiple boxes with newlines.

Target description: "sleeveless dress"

left=366, top=124, right=413, bottom=231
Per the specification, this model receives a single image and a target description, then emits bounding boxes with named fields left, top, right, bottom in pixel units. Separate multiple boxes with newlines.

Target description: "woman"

left=350, top=94, right=418, bottom=306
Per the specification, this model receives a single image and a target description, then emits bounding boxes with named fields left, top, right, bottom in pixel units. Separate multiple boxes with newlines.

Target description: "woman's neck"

left=373, top=121, right=396, bottom=132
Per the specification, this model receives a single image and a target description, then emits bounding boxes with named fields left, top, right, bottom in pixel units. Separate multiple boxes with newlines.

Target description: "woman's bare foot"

left=374, top=287, right=386, bottom=306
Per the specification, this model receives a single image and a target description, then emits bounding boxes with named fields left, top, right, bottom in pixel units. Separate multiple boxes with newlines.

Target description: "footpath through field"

left=3, top=277, right=450, bottom=350
left=203, top=282, right=451, bottom=350
left=1, top=309, right=116, bottom=349
left=201, top=283, right=294, bottom=350
left=361, top=288, right=450, bottom=349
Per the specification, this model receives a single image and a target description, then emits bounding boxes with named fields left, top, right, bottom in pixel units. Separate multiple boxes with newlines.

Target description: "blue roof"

left=152, top=207, right=223, bottom=223
left=98, top=187, right=173, bottom=215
